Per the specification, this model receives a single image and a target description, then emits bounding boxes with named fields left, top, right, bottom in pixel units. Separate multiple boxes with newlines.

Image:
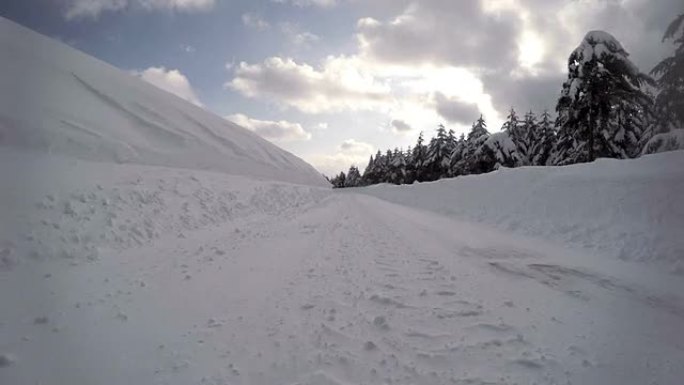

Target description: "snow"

left=2, top=16, right=684, bottom=385
left=361, top=151, right=684, bottom=271
left=642, top=129, right=684, bottom=155
left=2, top=147, right=683, bottom=385
left=572, top=30, right=638, bottom=75
left=476, top=131, right=522, bottom=167
left=0, top=16, right=326, bottom=187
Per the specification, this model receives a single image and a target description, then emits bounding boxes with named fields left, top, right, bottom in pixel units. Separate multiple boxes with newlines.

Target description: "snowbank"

left=642, top=129, right=684, bottom=155
left=0, top=17, right=326, bottom=187
left=0, top=149, right=331, bottom=269
left=358, top=151, right=684, bottom=271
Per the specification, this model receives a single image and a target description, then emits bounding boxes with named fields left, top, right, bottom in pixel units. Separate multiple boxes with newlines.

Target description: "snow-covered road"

left=2, top=16, right=683, bottom=384
left=3, top=180, right=683, bottom=385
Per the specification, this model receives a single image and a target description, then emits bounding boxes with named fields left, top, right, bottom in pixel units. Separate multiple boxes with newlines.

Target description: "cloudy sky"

left=0, top=0, right=680, bottom=175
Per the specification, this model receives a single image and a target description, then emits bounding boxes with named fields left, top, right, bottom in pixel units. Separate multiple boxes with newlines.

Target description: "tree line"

left=329, top=15, right=683, bottom=188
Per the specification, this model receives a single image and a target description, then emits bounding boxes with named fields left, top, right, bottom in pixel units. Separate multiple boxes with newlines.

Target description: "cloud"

left=307, top=138, right=375, bottom=176
left=64, top=0, right=214, bottom=20
left=481, top=71, right=562, bottom=117
left=272, top=0, right=337, bottom=7
left=242, top=13, right=270, bottom=31
left=356, top=0, right=521, bottom=70
left=180, top=44, right=196, bottom=53
left=339, top=138, right=374, bottom=154
left=433, top=93, right=480, bottom=125
left=227, top=55, right=501, bottom=134
left=280, top=23, right=321, bottom=47
left=227, top=56, right=392, bottom=113
left=139, top=0, right=213, bottom=11
left=133, top=67, right=202, bottom=106
left=64, top=0, right=127, bottom=19
left=390, top=119, right=411, bottom=133
left=226, top=113, right=312, bottom=141
left=227, top=0, right=679, bottom=139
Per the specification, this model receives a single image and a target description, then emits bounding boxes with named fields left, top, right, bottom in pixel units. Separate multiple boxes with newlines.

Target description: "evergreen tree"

left=650, top=14, right=684, bottom=132
left=553, top=31, right=653, bottom=164
left=404, top=146, right=416, bottom=184
left=443, top=129, right=457, bottom=177
left=330, top=171, right=346, bottom=188
left=529, top=110, right=556, bottom=165
left=363, top=150, right=384, bottom=185
left=519, top=111, right=538, bottom=164
left=412, top=132, right=428, bottom=182
left=611, top=100, right=650, bottom=158
left=502, top=108, right=528, bottom=164
left=502, top=108, right=520, bottom=134
left=446, top=129, right=457, bottom=154
left=464, top=115, right=491, bottom=174
left=344, top=166, right=362, bottom=187
left=468, top=115, right=489, bottom=141
left=389, top=148, right=407, bottom=184
left=382, top=149, right=394, bottom=183
left=475, top=132, right=522, bottom=171
left=426, top=124, right=450, bottom=180
left=450, top=133, right=466, bottom=176
left=360, top=155, right=374, bottom=186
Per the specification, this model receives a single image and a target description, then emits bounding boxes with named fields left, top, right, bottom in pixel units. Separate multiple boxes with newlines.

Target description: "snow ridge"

left=0, top=16, right=326, bottom=187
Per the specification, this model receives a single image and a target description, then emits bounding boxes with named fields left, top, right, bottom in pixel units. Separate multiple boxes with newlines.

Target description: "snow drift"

left=2, top=16, right=684, bottom=385
left=642, top=129, right=684, bottom=155
left=358, top=150, right=684, bottom=272
left=0, top=16, right=326, bottom=187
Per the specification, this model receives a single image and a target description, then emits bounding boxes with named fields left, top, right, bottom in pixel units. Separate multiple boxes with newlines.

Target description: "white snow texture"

left=0, top=17, right=326, bottom=187
left=1, top=16, right=684, bottom=385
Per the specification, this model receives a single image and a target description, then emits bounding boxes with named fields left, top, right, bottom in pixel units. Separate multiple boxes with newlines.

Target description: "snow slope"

left=0, top=16, right=326, bottom=187
left=1, top=15, right=684, bottom=385
left=1, top=147, right=683, bottom=385
left=359, top=151, right=684, bottom=272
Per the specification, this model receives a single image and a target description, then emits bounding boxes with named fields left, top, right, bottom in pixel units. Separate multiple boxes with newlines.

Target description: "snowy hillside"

left=2, top=145, right=683, bottom=384
left=0, top=17, right=326, bottom=187
left=1, top=14, right=684, bottom=385
left=359, top=151, right=684, bottom=272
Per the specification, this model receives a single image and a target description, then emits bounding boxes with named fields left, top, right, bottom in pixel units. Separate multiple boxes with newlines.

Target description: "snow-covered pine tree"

left=474, top=132, right=522, bottom=171
left=404, top=146, right=416, bottom=184
left=501, top=107, right=520, bottom=137
left=611, top=100, right=650, bottom=158
left=344, top=166, right=362, bottom=187
left=412, top=132, right=428, bottom=182
left=331, top=171, right=346, bottom=188
left=468, top=115, right=489, bottom=141
left=650, top=14, right=684, bottom=132
left=363, top=150, right=384, bottom=185
left=519, top=111, right=538, bottom=165
left=389, top=148, right=406, bottom=184
left=552, top=31, right=653, bottom=164
left=501, top=108, right=531, bottom=165
left=426, top=124, right=450, bottom=180
left=529, top=110, right=556, bottom=165
left=361, top=155, right=374, bottom=186
left=381, top=149, right=393, bottom=183
left=464, top=115, right=490, bottom=174
left=449, top=133, right=466, bottom=176
left=445, top=129, right=457, bottom=176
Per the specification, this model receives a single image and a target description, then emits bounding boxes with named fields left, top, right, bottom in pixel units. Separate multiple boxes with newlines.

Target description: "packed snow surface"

left=0, top=17, right=326, bottom=187
left=2, top=15, right=684, bottom=385
left=1, top=148, right=684, bottom=385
